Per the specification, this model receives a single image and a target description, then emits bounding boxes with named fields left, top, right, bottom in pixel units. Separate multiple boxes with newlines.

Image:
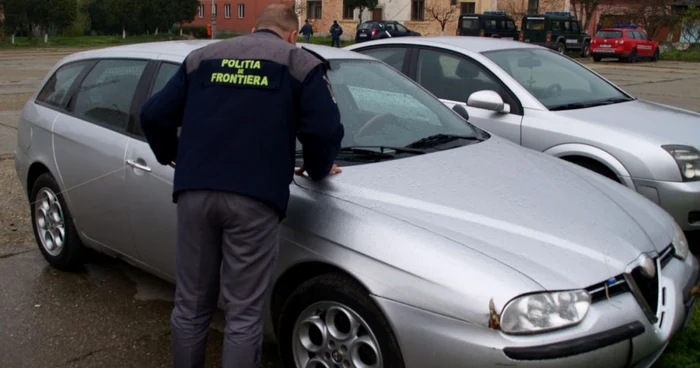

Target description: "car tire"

left=557, top=41, right=566, bottom=54
left=593, top=55, right=602, bottom=62
left=651, top=48, right=660, bottom=61
left=29, top=173, right=85, bottom=271
left=627, top=49, right=637, bottom=63
left=278, top=273, right=405, bottom=368
left=581, top=41, right=590, bottom=58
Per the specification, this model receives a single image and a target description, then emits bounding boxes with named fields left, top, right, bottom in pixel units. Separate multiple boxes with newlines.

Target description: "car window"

left=416, top=49, right=506, bottom=104
left=395, top=23, right=409, bottom=33
left=596, top=30, right=622, bottom=38
left=571, top=22, right=580, bottom=33
left=357, top=47, right=408, bottom=72
left=484, top=20, right=497, bottom=29
left=36, top=62, right=90, bottom=108
left=385, top=23, right=396, bottom=31
left=358, top=22, right=374, bottom=30
left=151, top=63, right=180, bottom=97
left=72, top=59, right=148, bottom=131
left=526, top=19, right=545, bottom=30
left=461, top=17, right=479, bottom=29
left=506, top=20, right=516, bottom=30
left=483, top=48, right=628, bottom=109
left=295, top=59, right=479, bottom=151
left=639, top=31, right=649, bottom=40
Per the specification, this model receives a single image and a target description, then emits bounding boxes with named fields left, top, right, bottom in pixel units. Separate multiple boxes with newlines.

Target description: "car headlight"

left=672, top=221, right=690, bottom=260
left=500, top=290, right=591, bottom=334
left=662, top=145, right=700, bottom=181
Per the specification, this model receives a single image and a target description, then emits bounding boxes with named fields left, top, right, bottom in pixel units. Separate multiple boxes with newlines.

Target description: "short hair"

left=254, top=4, right=299, bottom=32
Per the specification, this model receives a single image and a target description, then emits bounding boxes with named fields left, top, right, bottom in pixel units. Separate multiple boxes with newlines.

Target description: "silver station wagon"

left=14, top=40, right=700, bottom=368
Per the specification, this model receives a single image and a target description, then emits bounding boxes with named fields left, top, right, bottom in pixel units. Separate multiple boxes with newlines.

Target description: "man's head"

left=333, top=20, right=338, bottom=24
left=305, top=19, right=309, bottom=24
left=252, top=4, right=299, bottom=44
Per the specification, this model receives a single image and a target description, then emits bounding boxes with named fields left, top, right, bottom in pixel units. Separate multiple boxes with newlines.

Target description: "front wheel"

left=278, top=273, right=405, bottom=368
left=651, top=48, right=660, bottom=61
left=29, top=173, right=85, bottom=270
left=557, top=42, right=566, bottom=54
left=581, top=42, right=590, bottom=58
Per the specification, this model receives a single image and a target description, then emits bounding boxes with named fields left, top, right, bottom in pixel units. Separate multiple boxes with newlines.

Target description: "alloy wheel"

left=34, top=187, right=66, bottom=257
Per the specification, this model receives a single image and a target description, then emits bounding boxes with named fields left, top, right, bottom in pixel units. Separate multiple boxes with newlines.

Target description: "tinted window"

left=151, top=63, right=180, bottom=97
left=296, top=60, right=479, bottom=151
left=36, top=62, right=89, bottom=108
left=72, top=59, right=147, bottom=131
left=358, top=22, right=375, bottom=30
left=385, top=23, right=396, bottom=31
left=639, top=31, right=649, bottom=40
left=358, top=47, right=407, bottom=72
left=395, top=23, right=409, bottom=33
left=526, top=19, right=545, bottom=30
left=461, top=17, right=479, bottom=29
left=596, top=30, right=622, bottom=38
left=506, top=20, right=516, bottom=30
left=484, top=48, right=627, bottom=109
left=416, top=49, right=506, bottom=104
left=571, top=22, right=580, bottom=33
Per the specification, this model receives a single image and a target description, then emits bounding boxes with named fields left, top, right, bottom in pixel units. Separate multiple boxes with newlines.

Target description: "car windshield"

left=525, top=19, right=545, bottom=30
left=482, top=48, right=631, bottom=110
left=295, top=59, right=480, bottom=155
left=596, top=30, right=622, bottom=38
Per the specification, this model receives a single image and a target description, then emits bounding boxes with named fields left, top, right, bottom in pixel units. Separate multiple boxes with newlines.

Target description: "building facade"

left=188, top=0, right=294, bottom=33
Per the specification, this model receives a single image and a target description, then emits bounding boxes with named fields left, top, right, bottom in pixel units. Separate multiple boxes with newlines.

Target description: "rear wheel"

left=627, top=49, right=638, bottom=63
left=278, top=273, right=405, bottom=368
left=581, top=42, right=590, bottom=58
left=30, top=173, right=85, bottom=271
left=651, top=48, right=660, bottom=61
left=557, top=42, right=566, bottom=54
left=593, top=55, right=602, bottom=62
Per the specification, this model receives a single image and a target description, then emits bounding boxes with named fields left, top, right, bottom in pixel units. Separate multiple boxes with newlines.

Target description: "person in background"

left=330, top=20, right=343, bottom=47
left=301, top=19, right=314, bottom=43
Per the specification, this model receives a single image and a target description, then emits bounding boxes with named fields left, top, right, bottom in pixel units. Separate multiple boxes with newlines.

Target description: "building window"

left=237, top=4, right=245, bottom=18
left=527, top=0, right=538, bottom=14
left=343, top=2, right=354, bottom=20
left=450, top=0, right=457, bottom=6
left=198, top=4, right=204, bottom=18
left=460, top=2, right=475, bottom=14
left=225, top=4, right=231, bottom=18
left=411, top=0, right=425, bottom=21
left=307, top=0, right=322, bottom=19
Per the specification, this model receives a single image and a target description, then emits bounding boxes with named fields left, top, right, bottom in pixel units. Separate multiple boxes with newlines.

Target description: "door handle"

left=126, top=159, right=152, bottom=172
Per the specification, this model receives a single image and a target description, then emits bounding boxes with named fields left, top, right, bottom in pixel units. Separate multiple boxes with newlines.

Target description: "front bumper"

left=373, top=254, right=699, bottom=368
left=633, top=177, right=700, bottom=231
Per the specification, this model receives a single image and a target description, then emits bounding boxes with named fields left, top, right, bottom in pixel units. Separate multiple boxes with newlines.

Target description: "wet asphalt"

left=0, top=48, right=699, bottom=367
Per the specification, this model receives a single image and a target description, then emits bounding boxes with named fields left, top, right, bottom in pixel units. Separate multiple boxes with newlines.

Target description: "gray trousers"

left=171, top=190, right=279, bottom=368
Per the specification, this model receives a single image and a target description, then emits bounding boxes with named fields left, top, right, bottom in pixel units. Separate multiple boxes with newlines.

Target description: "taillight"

left=546, top=31, right=551, bottom=42
left=519, top=33, right=524, bottom=41
left=456, top=29, right=460, bottom=35
left=479, top=29, right=484, bottom=37
left=371, top=29, right=376, bottom=36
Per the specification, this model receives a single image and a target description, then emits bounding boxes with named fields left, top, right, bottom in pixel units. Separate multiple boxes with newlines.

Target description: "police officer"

left=330, top=20, right=343, bottom=47
left=138, top=4, right=344, bottom=368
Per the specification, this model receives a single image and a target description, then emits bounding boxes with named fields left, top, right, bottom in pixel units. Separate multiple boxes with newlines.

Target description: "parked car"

left=591, top=24, right=660, bottom=62
left=16, top=40, right=699, bottom=368
left=354, top=20, right=421, bottom=43
left=520, top=11, right=591, bottom=57
left=346, top=36, right=700, bottom=232
left=456, top=10, right=520, bottom=40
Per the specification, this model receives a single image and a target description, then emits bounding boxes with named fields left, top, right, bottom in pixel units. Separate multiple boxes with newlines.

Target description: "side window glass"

left=640, top=32, right=649, bottom=40
left=150, top=63, right=181, bottom=97
left=36, top=62, right=89, bottom=108
left=72, top=59, right=148, bottom=131
left=358, top=47, right=408, bottom=72
left=571, top=22, right=580, bottom=33
left=416, top=49, right=505, bottom=104
left=552, top=21, right=561, bottom=31
left=385, top=23, right=396, bottom=31
left=396, top=23, right=408, bottom=33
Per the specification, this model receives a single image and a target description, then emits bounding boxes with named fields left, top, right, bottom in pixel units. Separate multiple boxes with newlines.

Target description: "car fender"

left=543, top=143, right=635, bottom=189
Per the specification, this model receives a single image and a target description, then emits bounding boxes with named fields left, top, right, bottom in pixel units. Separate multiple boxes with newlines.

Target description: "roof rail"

left=483, top=10, right=507, bottom=15
left=544, top=11, right=572, bottom=16
left=613, top=24, right=640, bottom=29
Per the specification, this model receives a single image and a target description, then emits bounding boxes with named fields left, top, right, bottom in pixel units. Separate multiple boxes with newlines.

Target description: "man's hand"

left=295, top=164, right=342, bottom=177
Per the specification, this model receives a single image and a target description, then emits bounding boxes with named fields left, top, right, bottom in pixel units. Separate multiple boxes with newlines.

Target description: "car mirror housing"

left=467, top=90, right=510, bottom=114
left=452, top=104, right=470, bottom=121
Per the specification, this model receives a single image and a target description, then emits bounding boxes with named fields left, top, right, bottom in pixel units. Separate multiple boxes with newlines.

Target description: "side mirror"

left=452, top=104, right=469, bottom=121
left=467, top=90, right=510, bottom=114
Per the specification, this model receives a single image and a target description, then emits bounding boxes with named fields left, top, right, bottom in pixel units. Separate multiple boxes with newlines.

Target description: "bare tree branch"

left=619, top=0, right=680, bottom=39
left=425, top=1, right=458, bottom=35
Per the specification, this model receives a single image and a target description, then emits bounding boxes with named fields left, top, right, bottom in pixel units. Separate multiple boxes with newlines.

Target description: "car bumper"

left=634, top=178, right=700, bottom=231
left=373, top=254, right=699, bottom=368
left=591, top=48, right=628, bottom=58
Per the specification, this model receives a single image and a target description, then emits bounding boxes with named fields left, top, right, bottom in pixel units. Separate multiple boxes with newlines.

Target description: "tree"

left=173, top=0, right=200, bottom=35
left=500, top=0, right=562, bottom=27
left=293, top=0, right=305, bottom=18
left=104, top=0, right=140, bottom=38
left=1, top=0, right=29, bottom=37
left=346, top=0, right=378, bottom=23
left=424, top=1, right=458, bottom=35
left=681, top=5, right=700, bottom=43
left=621, top=0, right=680, bottom=40
left=571, top=0, right=601, bottom=33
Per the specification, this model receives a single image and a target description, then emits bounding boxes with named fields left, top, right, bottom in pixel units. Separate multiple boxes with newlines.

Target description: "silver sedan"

left=14, top=40, right=699, bottom=368
left=345, top=37, right=700, bottom=232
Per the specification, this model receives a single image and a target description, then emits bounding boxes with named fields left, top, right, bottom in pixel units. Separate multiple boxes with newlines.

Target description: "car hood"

left=295, top=137, right=674, bottom=290
left=555, top=99, right=700, bottom=146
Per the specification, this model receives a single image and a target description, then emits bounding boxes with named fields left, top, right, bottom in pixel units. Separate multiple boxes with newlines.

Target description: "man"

left=300, top=19, right=313, bottom=43
left=330, top=20, right=343, bottom=47
left=138, top=4, right=344, bottom=368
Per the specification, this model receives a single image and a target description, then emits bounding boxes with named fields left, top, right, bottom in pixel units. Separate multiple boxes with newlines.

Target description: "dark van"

left=456, top=11, right=519, bottom=40
left=520, top=11, right=591, bottom=57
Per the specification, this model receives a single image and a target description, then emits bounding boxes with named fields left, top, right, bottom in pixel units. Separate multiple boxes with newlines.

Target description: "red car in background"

left=590, top=24, right=660, bottom=62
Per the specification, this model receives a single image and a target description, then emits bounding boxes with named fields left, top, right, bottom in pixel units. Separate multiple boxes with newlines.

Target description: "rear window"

left=525, top=19, right=545, bottom=30
left=461, top=17, right=479, bottom=29
left=358, top=22, right=375, bottom=30
left=595, top=30, right=622, bottom=38
left=506, top=20, right=516, bottom=30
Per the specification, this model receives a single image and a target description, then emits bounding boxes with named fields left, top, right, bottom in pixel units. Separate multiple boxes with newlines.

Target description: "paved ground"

left=0, top=49, right=699, bottom=367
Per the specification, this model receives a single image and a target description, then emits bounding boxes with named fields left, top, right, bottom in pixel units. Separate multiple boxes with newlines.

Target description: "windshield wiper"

left=549, top=97, right=634, bottom=111
left=404, top=134, right=480, bottom=149
left=295, top=146, right=424, bottom=161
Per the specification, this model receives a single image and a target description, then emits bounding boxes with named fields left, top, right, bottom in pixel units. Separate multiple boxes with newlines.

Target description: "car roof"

left=348, top=36, right=541, bottom=53
left=60, top=39, right=375, bottom=65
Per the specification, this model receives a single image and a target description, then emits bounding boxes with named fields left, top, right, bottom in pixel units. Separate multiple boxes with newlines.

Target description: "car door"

left=570, top=21, right=584, bottom=48
left=123, top=59, right=182, bottom=279
left=52, top=58, right=150, bottom=258
left=353, top=45, right=412, bottom=74
left=410, top=47, right=523, bottom=143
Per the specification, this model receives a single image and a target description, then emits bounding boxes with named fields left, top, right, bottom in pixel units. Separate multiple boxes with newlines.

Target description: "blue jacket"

left=139, top=30, right=344, bottom=219
left=301, top=23, right=313, bottom=36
